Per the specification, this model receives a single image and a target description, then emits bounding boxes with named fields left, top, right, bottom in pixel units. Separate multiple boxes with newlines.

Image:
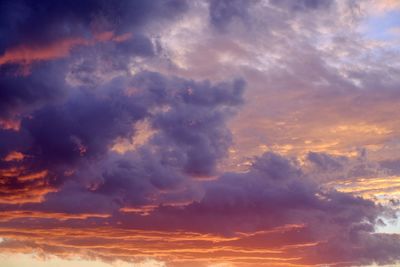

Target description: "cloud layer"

left=1, top=0, right=400, bottom=266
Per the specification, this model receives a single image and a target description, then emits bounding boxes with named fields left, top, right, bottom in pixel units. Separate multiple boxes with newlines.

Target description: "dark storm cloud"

left=169, top=152, right=379, bottom=233
left=0, top=0, right=188, bottom=53
left=149, top=78, right=245, bottom=176
left=0, top=0, right=188, bottom=124
left=111, top=151, right=397, bottom=266
left=74, top=74, right=244, bottom=207
left=0, top=0, right=241, bottom=210
left=24, top=92, right=142, bottom=163
left=0, top=61, right=68, bottom=120
left=1, top=150, right=398, bottom=266
left=0, top=67, right=244, bottom=209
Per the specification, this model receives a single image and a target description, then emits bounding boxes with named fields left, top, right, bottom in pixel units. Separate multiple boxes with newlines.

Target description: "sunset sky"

left=1, top=0, right=400, bottom=266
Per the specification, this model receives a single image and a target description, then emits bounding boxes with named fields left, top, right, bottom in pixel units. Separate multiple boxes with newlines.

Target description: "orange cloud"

left=0, top=166, right=55, bottom=204
left=0, top=183, right=57, bottom=204
left=0, top=225, right=317, bottom=267
left=3, top=151, right=25, bottom=162
left=328, top=176, right=400, bottom=205
left=0, top=119, right=21, bottom=131
left=18, top=170, right=48, bottom=182
left=0, top=210, right=110, bottom=222
left=0, top=38, right=90, bottom=66
left=0, top=32, right=133, bottom=70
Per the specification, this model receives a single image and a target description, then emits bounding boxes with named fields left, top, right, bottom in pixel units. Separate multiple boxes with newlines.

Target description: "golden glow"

left=3, top=151, right=25, bottom=162
left=0, top=224, right=322, bottom=266
left=329, top=176, right=400, bottom=204
left=18, top=170, right=48, bottom=182
left=0, top=166, right=56, bottom=204
left=111, top=120, right=156, bottom=154
left=0, top=210, right=111, bottom=222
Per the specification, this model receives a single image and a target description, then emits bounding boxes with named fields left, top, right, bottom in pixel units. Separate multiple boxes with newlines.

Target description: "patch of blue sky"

left=376, top=211, right=400, bottom=234
left=363, top=10, right=400, bottom=41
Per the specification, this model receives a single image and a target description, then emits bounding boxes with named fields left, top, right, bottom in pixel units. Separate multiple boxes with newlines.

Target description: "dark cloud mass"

left=0, top=0, right=187, bottom=53
left=1, top=0, right=400, bottom=267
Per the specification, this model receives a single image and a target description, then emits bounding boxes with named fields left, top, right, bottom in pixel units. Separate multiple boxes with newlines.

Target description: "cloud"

left=1, top=1, right=400, bottom=267
left=0, top=151, right=398, bottom=266
left=0, top=0, right=188, bottom=54
left=0, top=60, right=68, bottom=122
left=270, top=0, right=334, bottom=11
left=0, top=73, right=243, bottom=206
left=208, top=0, right=253, bottom=31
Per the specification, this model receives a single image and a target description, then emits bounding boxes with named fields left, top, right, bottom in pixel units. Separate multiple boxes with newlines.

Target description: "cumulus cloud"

left=1, top=0, right=400, bottom=266
left=1, top=151, right=398, bottom=266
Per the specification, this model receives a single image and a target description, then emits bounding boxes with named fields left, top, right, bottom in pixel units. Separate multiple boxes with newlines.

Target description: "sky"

left=0, top=0, right=400, bottom=266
